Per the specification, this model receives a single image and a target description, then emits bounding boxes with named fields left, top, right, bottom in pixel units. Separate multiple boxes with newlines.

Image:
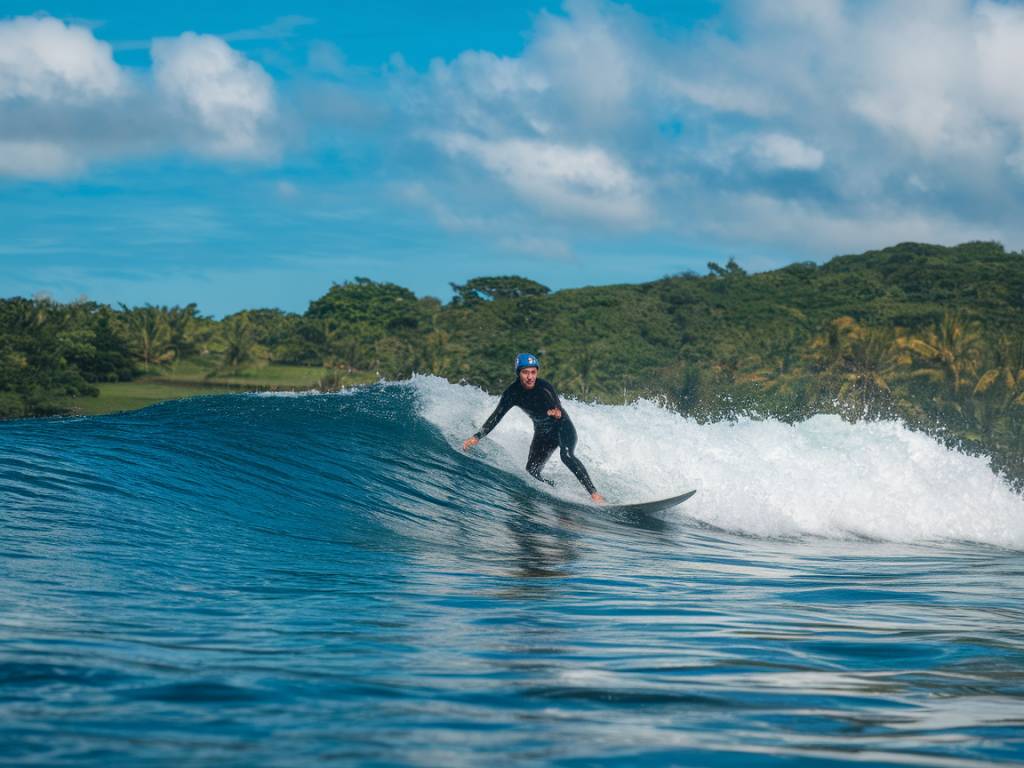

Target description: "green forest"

left=4, top=240, right=1024, bottom=483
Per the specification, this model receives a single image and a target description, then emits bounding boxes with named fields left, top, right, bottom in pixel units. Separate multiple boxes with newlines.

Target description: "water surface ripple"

left=1, top=381, right=1022, bottom=766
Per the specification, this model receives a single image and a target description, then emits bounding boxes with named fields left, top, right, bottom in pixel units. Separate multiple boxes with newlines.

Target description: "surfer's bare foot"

left=591, top=493, right=605, bottom=504
left=462, top=436, right=479, bottom=451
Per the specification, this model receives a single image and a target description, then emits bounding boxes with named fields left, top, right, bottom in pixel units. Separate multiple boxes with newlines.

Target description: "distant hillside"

left=3, top=241, right=1024, bottom=482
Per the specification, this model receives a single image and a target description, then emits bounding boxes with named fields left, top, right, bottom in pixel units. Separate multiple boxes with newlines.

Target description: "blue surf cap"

left=515, top=353, right=539, bottom=372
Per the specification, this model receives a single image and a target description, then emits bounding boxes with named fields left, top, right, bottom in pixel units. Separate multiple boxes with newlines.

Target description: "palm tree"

left=220, top=314, right=258, bottom=372
left=968, top=336, right=1024, bottom=439
left=166, top=304, right=206, bottom=362
left=974, top=336, right=1024, bottom=407
left=903, top=311, right=983, bottom=397
left=837, top=324, right=910, bottom=416
left=120, top=305, right=173, bottom=371
left=728, top=330, right=809, bottom=418
left=804, top=317, right=909, bottom=418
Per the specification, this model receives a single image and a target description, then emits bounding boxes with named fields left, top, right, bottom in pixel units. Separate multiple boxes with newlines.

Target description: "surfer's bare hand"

left=462, top=436, right=479, bottom=451
left=591, top=492, right=606, bottom=504
left=547, top=408, right=562, bottom=419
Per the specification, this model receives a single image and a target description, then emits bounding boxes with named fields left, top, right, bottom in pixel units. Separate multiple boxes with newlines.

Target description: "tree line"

left=3, top=241, right=1023, bottom=482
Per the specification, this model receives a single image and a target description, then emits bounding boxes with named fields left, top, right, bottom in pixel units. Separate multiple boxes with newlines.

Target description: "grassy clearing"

left=140, top=361, right=327, bottom=387
left=70, top=382, right=233, bottom=416
left=68, top=363, right=378, bottom=416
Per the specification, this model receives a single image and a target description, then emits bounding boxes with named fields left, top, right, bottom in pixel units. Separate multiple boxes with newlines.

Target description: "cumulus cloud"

left=439, top=133, right=648, bottom=224
left=0, top=15, right=278, bottom=178
left=394, top=0, right=663, bottom=229
left=526, top=0, right=641, bottom=124
left=0, top=15, right=124, bottom=103
left=152, top=32, right=276, bottom=158
left=976, top=1, right=1024, bottom=157
left=6, top=1, right=1024, bottom=263
left=388, top=0, right=1024, bottom=255
left=0, top=15, right=130, bottom=178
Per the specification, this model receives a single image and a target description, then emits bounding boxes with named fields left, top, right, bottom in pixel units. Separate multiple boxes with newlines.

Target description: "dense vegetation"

left=4, top=241, right=1024, bottom=482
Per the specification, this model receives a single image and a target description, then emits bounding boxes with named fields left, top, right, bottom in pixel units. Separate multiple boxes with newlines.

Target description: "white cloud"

left=745, top=0, right=846, bottom=32
left=976, top=2, right=1024, bottom=126
left=664, top=77, right=775, bottom=117
left=528, top=0, right=638, bottom=121
left=0, top=15, right=124, bottom=103
left=695, top=191, right=1002, bottom=257
left=440, top=133, right=649, bottom=225
left=5, top=0, right=1024, bottom=267
left=416, top=0, right=652, bottom=141
left=0, top=140, right=83, bottom=179
left=414, top=50, right=549, bottom=142
left=0, top=16, right=282, bottom=177
left=389, top=0, right=1024, bottom=258
left=843, top=3, right=977, bottom=154
left=432, top=50, right=547, bottom=102
left=152, top=32, right=277, bottom=158
left=750, top=133, right=824, bottom=171
left=397, top=1, right=664, bottom=228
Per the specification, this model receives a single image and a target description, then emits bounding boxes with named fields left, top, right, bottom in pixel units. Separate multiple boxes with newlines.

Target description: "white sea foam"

left=412, top=375, right=1024, bottom=548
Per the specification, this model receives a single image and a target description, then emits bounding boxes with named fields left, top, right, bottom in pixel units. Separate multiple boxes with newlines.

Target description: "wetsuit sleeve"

left=474, top=387, right=515, bottom=439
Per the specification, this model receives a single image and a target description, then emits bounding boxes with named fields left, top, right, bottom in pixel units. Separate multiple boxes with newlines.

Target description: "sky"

left=3, top=0, right=1024, bottom=316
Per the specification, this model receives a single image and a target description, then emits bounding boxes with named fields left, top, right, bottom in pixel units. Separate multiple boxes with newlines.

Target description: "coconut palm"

left=836, top=326, right=908, bottom=416
left=804, top=317, right=910, bottom=418
left=974, top=336, right=1024, bottom=407
left=220, top=314, right=258, bottom=372
left=903, top=311, right=983, bottom=397
left=120, top=305, right=174, bottom=371
left=165, top=304, right=207, bottom=361
left=967, top=336, right=1024, bottom=438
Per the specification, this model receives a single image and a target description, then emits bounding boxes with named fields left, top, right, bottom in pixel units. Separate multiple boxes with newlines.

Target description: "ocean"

left=1, top=376, right=1022, bottom=766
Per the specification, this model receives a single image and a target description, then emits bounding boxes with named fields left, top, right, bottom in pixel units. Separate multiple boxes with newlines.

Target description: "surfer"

left=463, top=353, right=606, bottom=503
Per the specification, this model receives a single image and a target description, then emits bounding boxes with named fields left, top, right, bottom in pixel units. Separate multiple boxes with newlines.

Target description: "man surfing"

left=463, top=353, right=605, bottom=503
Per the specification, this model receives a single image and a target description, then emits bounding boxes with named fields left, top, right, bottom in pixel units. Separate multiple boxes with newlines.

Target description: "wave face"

left=2, top=376, right=1023, bottom=766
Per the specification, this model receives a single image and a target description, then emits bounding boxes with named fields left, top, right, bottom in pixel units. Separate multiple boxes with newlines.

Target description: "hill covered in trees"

left=4, top=241, right=1024, bottom=481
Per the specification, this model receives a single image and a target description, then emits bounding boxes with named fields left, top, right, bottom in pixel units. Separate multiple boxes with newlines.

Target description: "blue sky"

left=2, top=0, right=1024, bottom=316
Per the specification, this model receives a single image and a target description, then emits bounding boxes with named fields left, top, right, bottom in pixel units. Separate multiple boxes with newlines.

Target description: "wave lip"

left=412, top=375, right=1024, bottom=549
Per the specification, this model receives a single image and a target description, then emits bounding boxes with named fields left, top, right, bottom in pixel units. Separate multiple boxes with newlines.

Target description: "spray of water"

left=412, top=375, right=1024, bottom=548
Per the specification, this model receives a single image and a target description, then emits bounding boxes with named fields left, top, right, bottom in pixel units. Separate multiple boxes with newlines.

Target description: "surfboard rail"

left=603, top=490, right=697, bottom=514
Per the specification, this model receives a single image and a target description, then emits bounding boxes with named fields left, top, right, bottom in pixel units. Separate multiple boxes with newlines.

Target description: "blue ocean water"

left=1, top=377, right=1023, bottom=766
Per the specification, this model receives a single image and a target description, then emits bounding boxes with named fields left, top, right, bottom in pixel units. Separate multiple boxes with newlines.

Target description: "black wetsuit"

left=473, top=378, right=597, bottom=495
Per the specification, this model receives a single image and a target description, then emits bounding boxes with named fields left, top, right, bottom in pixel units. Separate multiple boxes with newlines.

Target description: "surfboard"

left=603, top=490, right=696, bottom=514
